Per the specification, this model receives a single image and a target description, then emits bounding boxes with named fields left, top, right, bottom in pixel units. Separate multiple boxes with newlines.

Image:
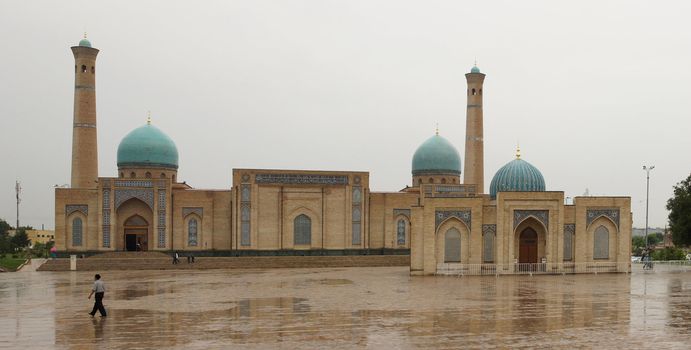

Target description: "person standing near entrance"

left=88, top=274, right=107, bottom=317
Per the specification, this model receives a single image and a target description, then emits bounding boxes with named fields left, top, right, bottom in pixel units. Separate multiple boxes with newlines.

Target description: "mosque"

left=55, top=37, right=632, bottom=275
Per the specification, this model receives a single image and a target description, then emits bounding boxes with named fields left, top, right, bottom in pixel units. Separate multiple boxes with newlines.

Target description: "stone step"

left=37, top=255, right=410, bottom=271
left=87, top=251, right=170, bottom=259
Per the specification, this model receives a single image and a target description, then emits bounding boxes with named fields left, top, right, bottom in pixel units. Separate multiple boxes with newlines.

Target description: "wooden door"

left=519, top=228, right=538, bottom=263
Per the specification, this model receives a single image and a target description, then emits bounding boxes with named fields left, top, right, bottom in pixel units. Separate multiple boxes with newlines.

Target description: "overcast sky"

left=1, top=0, right=689, bottom=230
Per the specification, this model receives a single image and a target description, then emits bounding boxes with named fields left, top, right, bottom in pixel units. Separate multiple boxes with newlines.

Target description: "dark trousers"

left=90, top=292, right=107, bottom=316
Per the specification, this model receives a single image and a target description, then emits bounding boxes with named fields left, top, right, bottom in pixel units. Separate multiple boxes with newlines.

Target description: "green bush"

left=651, top=247, right=687, bottom=261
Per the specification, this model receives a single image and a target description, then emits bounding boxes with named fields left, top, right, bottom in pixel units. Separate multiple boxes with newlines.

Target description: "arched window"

left=91, top=66, right=95, bottom=74
left=240, top=205, right=250, bottom=246
left=472, top=88, right=476, bottom=95
left=145, top=172, right=152, bottom=179
left=441, top=178, right=447, bottom=184
left=120, top=172, right=124, bottom=178
left=397, top=219, right=406, bottom=245
left=81, top=65, right=87, bottom=73
left=130, top=172, right=136, bottom=178
left=444, top=228, right=461, bottom=262
left=160, top=173, right=166, bottom=179
left=429, top=178, right=434, bottom=184
left=418, top=179, right=422, bottom=185
left=483, top=230, right=494, bottom=263
left=188, top=219, right=198, bottom=246
left=294, top=214, right=311, bottom=245
left=352, top=207, right=361, bottom=221
left=479, top=89, right=482, bottom=95
left=593, top=226, right=609, bottom=259
left=352, top=188, right=362, bottom=203
left=72, top=218, right=83, bottom=246
left=564, top=229, right=574, bottom=261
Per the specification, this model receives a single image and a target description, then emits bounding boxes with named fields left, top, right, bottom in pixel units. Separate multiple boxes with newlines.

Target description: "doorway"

left=519, top=228, right=538, bottom=263
left=124, top=215, right=149, bottom=251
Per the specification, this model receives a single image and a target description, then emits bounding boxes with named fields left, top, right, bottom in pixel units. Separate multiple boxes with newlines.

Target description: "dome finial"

left=83, top=32, right=87, bottom=39
left=470, top=60, right=481, bottom=74
left=147, top=111, right=151, bottom=125
left=516, top=142, right=521, bottom=159
left=435, top=122, right=439, bottom=135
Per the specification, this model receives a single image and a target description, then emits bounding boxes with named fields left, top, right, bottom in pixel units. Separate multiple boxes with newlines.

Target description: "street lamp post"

left=643, top=165, right=655, bottom=248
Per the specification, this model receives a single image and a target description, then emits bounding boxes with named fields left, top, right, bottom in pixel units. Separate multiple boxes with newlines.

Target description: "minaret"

left=463, top=63, right=485, bottom=193
left=70, top=34, right=99, bottom=188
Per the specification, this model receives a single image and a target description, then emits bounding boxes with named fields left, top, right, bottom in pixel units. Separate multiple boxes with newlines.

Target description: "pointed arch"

left=125, top=214, right=148, bottom=226
left=294, top=214, right=312, bottom=245
left=72, top=217, right=83, bottom=247
left=588, top=216, right=618, bottom=261
left=436, top=216, right=471, bottom=234
left=586, top=214, right=619, bottom=232
left=593, top=225, right=609, bottom=259
left=394, top=215, right=410, bottom=247
left=435, top=217, right=470, bottom=265
left=444, top=228, right=461, bottom=262
left=514, top=216, right=548, bottom=264
left=185, top=213, right=201, bottom=247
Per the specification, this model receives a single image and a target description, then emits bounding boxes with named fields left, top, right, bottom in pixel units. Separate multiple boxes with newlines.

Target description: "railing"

left=435, top=262, right=630, bottom=276
left=423, top=184, right=477, bottom=198
left=632, top=260, right=691, bottom=273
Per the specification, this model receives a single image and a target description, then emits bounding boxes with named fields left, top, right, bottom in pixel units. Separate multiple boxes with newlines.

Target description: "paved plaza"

left=1, top=262, right=690, bottom=349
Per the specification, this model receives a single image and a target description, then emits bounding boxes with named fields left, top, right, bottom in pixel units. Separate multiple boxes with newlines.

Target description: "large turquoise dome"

left=117, top=123, right=179, bottom=169
left=489, top=154, right=545, bottom=199
left=412, top=134, right=461, bottom=175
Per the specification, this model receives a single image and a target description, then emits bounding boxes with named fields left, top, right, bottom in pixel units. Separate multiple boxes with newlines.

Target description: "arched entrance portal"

left=124, top=215, right=148, bottom=251
left=519, top=228, right=538, bottom=263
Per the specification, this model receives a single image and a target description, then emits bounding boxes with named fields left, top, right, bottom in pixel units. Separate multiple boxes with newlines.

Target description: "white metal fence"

left=435, top=262, right=630, bottom=276
left=435, top=260, right=691, bottom=276
left=631, top=260, right=691, bottom=273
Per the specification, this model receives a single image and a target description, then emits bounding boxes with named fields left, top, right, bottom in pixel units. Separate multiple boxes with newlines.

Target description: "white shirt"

left=92, top=280, right=105, bottom=293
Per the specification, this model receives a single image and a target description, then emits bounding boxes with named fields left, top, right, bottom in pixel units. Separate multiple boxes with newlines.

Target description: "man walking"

left=88, top=274, right=107, bottom=317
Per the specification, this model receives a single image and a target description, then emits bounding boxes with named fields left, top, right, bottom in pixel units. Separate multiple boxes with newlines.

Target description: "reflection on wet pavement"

left=1, top=267, right=690, bottom=349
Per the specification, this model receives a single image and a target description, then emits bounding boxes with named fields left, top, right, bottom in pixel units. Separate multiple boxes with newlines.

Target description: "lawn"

left=0, top=257, right=27, bottom=271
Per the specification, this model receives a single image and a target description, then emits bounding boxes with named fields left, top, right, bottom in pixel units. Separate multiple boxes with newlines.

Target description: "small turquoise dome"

left=117, top=123, right=179, bottom=169
left=412, top=134, right=461, bottom=175
left=470, top=65, right=481, bottom=73
left=79, top=38, right=92, bottom=48
left=489, top=155, right=545, bottom=199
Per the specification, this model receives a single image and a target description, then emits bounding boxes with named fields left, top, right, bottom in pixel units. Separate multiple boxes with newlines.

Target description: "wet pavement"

left=1, top=265, right=690, bottom=349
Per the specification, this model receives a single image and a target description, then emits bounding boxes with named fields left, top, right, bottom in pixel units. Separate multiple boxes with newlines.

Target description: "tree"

left=647, top=232, right=664, bottom=246
left=0, top=219, right=13, bottom=254
left=651, top=247, right=687, bottom=261
left=11, top=227, right=30, bottom=249
left=632, top=236, right=646, bottom=255
left=667, top=174, right=691, bottom=246
left=0, top=219, right=11, bottom=236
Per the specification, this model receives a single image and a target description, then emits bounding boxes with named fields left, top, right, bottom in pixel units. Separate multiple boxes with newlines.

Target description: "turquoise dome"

left=412, top=134, right=461, bottom=175
left=79, top=38, right=92, bottom=48
left=489, top=156, right=545, bottom=199
left=470, top=65, right=481, bottom=73
left=117, top=123, right=179, bottom=169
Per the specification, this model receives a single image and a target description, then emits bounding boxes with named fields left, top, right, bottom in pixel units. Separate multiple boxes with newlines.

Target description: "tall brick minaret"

left=70, top=34, right=99, bottom=188
left=463, top=64, right=485, bottom=193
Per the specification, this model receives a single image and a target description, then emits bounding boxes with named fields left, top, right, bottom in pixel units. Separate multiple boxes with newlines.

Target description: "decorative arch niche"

left=435, top=218, right=470, bottom=265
